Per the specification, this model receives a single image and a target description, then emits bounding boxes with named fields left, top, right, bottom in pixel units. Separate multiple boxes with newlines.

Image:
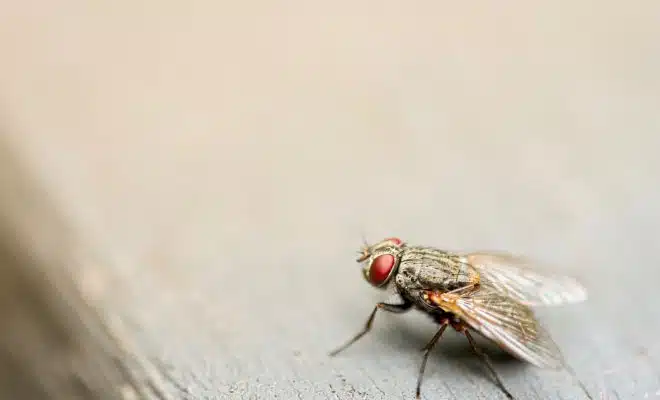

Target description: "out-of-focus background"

left=1, top=2, right=659, bottom=399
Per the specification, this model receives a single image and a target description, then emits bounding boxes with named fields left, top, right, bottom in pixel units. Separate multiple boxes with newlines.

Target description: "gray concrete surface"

left=1, top=2, right=660, bottom=399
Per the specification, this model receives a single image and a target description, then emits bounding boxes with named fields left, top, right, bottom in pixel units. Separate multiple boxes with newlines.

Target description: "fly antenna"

left=360, top=229, right=369, bottom=248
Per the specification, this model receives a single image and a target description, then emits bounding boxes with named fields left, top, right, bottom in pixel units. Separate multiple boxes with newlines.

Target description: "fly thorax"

left=398, top=247, right=477, bottom=292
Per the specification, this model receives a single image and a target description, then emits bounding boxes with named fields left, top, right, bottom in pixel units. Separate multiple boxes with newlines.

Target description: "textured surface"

left=1, top=2, right=660, bottom=399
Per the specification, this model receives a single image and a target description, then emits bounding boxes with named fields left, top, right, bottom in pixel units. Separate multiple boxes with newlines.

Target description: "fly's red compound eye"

left=369, top=254, right=395, bottom=285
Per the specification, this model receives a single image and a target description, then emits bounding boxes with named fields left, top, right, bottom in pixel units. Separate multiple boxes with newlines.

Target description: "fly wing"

left=428, top=286, right=564, bottom=369
left=464, top=252, right=587, bottom=307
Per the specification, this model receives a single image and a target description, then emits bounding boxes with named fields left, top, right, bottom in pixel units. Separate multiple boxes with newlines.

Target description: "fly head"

left=358, top=237, right=405, bottom=288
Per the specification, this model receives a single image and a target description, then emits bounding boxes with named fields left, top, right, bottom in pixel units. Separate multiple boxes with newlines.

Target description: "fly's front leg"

left=329, top=299, right=412, bottom=356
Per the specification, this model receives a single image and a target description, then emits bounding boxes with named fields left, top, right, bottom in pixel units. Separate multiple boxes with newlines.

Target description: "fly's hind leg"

left=329, top=299, right=412, bottom=357
left=423, top=290, right=515, bottom=400
left=452, top=320, right=514, bottom=400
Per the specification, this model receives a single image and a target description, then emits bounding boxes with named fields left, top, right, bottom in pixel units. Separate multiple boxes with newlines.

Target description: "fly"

left=329, top=237, right=587, bottom=399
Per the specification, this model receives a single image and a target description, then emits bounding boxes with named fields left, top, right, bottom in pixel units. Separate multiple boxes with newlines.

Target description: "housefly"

left=329, top=237, right=587, bottom=399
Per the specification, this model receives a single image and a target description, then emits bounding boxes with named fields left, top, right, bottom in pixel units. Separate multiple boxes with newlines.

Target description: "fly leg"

left=455, top=321, right=514, bottom=400
left=422, top=290, right=514, bottom=399
left=329, top=299, right=412, bottom=356
left=416, top=320, right=449, bottom=399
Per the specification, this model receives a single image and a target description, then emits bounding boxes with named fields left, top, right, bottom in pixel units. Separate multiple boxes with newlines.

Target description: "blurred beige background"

left=1, top=2, right=659, bottom=399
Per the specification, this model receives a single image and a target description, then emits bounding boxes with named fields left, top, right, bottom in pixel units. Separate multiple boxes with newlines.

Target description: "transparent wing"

left=464, top=252, right=587, bottom=307
left=429, top=286, right=565, bottom=369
